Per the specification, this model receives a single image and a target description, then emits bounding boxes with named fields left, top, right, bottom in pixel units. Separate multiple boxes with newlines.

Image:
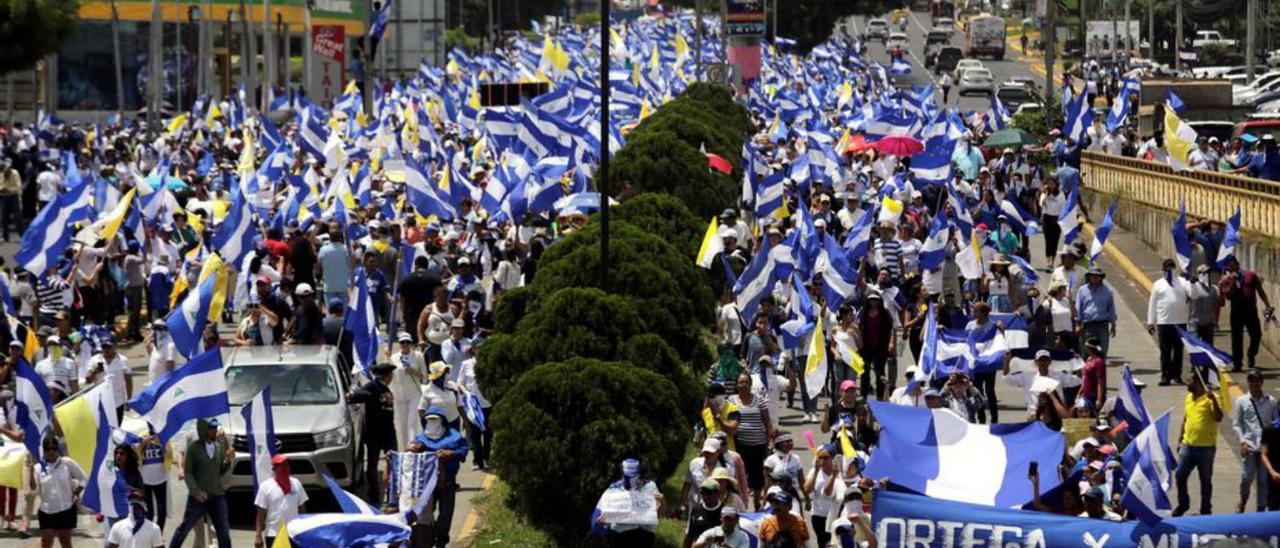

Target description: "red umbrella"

left=846, top=134, right=873, bottom=154
left=873, top=135, right=924, bottom=157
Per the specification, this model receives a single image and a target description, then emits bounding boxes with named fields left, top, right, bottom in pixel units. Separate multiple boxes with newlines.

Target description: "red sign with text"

left=310, top=25, right=347, bottom=104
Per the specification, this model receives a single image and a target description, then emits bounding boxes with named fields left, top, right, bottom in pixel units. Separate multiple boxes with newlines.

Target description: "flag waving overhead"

left=129, top=348, right=230, bottom=445
left=1089, top=200, right=1119, bottom=264
left=1172, top=200, right=1193, bottom=273
left=1176, top=326, right=1234, bottom=415
left=1115, top=365, right=1153, bottom=437
left=803, top=314, right=828, bottom=399
left=241, top=386, right=278, bottom=494
left=345, top=268, right=380, bottom=377
left=82, top=412, right=142, bottom=519
left=13, top=357, right=55, bottom=460
left=865, top=402, right=1064, bottom=507
left=695, top=217, right=723, bottom=269
left=1216, top=206, right=1241, bottom=268
left=166, top=273, right=219, bottom=358
left=1163, top=107, right=1198, bottom=171
left=55, top=383, right=117, bottom=474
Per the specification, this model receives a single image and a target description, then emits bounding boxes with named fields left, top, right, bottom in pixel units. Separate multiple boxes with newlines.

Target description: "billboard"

left=725, top=0, right=765, bottom=37
left=309, top=25, right=346, bottom=104
left=1086, top=20, right=1140, bottom=55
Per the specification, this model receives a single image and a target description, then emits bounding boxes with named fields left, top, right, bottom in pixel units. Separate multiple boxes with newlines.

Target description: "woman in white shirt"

left=492, top=248, right=523, bottom=293
left=896, top=225, right=923, bottom=278
left=1038, top=179, right=1066, bottom=269
left=31, top=436, right=86, bottom=547
left=803, top=445, right=840, bottom=548
left=390, top=334, right=427, bottom=451
left=419, top=361, right=460, bottom=431
left=1047, top=282, right=1077, bottom=350
left=457, top=356, right=493, bottom=470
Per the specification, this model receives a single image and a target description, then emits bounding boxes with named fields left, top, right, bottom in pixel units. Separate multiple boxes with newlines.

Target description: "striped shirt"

left=729, top=394, right=769, bottom=447
left=875, top=238, right=903, bottom=279
left=37, top=278, right=69, bottom=315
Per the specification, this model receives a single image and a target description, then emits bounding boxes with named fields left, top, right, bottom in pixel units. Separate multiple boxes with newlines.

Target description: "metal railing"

left=1080, top=151, right=1280, bottom=239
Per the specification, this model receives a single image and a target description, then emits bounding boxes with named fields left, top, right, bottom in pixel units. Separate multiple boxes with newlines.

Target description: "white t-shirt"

left=718, top=303, right=743, bottom=347
left=92, top=354, right=131, bottom=407
left=1003, top=370, right=1082, bottom=413
left=254, top=477, right=309, bottom=534
left=106, top=517, right=165, bottom=548
left=148, top=338, right=178, bottom=383
left=36, top=170, right=61, bottom=202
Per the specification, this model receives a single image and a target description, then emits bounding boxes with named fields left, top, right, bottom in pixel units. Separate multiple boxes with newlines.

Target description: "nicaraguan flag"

left=1106, top=86, right=1131, bottom=132
left=82, top=406, right=142, bottom=519
left=1057, top=187, right=1081, bottom=245
left=403, top=156, right=456, bottom=220
left=15, top=184, right=93, bottom=275
left=166, top=274, right=218, bottom=358
left=1172, top=200, right=1193, bottom=273
left=1063, top=89, right=1094, bottom=144
left=999, top=198, right=1040, bottom=236
left=1177, top=326, right=1231, bottom=397
left=842, top=206, right=877, bottom=263
left=296, top=108, right=330, bottom=160
left=1166, top=90, right=1186, bottom=115
left=911, top=304, right=940, bottom=390
left=1216, top=206, right=1241, bottom=268
left=13, top=357, right=55, bottom=460
left=816, top=233, right=859, bottom=309
left=1089, top=200, right=1119, bottom=264
left=345, top=268, right=379, bottom=377
left=987, top=93, right=1010, bottom=132
left=283, top=514, right=411, bottom=548
left=369, top=0, right=394, bottom=50
left=212, top=187, right=256, bottom=268
left=128, top=348, right=230, bottom=445
left=240, top=386, right=277, bottom=494
left=865, top=402, right=1065, bottom=507
left=1115, top=364, right=1152, bottom=436
left=918, top=216, right=948, bottom=271
left=462, top=392, right=487, bottom=432
left=323, top=474, right=377, bottom=515
left=1008, top=254, right=1039, bottom=285
left=1121, top=411, right=1177, bottom=525
left=733, top=238, right=779, bottom=322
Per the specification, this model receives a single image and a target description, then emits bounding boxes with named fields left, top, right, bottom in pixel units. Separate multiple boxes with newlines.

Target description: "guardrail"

left=1080, top=151, right=1280, bottom=239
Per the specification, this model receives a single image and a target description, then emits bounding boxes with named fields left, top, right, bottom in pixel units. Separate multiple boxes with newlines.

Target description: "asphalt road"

left=846, top=11, right=1046, bottom=114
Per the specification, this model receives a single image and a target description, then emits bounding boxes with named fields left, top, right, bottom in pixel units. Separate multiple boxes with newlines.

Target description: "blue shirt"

left=1249, top=150, right=1280, bottom=181
left=317, top=243, right=350, bottom=293
left=1076, top=283, right=1117, bottom=323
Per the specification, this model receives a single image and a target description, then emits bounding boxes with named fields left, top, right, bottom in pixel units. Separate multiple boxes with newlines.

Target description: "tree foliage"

left=612, top=193, right=706, bottom=259
left=768, top=0, right=896, bottom=53
left=491, top=359, right=689, bottom=542
left=0, top=0, right=80, bottom=74
left=533, top=221, right=716, bottom=360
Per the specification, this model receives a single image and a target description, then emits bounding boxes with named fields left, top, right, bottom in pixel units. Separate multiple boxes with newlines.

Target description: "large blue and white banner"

left=873, top=490, right=1280, bottom=547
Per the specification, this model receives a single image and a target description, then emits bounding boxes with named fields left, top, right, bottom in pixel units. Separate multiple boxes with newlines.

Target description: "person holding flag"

left=1173, top=371, right=1223, bottom=516
left=1218, top=255, right=1275, bottom=372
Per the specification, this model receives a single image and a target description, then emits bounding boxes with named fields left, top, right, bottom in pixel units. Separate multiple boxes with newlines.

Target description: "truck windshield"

left=225, top=364, right=340, bottom=405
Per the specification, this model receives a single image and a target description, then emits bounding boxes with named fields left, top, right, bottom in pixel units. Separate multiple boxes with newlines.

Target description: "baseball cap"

left=1035, top=349, right=1052, bottom=361
left=271, top=454, right=289, bottom=466
left=701, top=438, right=721, bottom=454
left=840, top=379, right=858, bottom=392
left=923, top=388, right=942, bottom=399
left=256, top=274, right=272, bottom=284
left=294, top=283, right=314, bottom=296
left=397, top=331, right=413, bottom=343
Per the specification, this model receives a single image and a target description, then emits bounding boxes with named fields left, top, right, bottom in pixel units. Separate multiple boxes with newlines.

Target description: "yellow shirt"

left=701, top=400, right=740, bottom=450
left=1182, top=392, right=1220, bottom=447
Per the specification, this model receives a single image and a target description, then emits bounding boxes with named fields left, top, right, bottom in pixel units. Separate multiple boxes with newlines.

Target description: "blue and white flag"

left=1177, top=326, right=1230, bottom=388
left=1057, top=187, right=1081, bottom=245
left=284, top=513, right=411, bottom=548
left=999, top=198, right=1039, bottom=236
left=987, top=93, right=1010, bottom=132
left=1089, top=200, right=1119, bottom=264
left=345, top=268, right=379, bottom=377
left=1121, top=411, right=1177, bottom=525
left=911, top=304, right=939, bottom=390
left=297, top=108, right=330, bottom=160
left=865, top=402, right=1065, bottom=507
left=15, top=184, right=93, bottom=275
left=403, top=156, right=456, bottom=220
left=386, top=451, right=438, bottom=515
left=1106, top=86, right=1131, bottom=131
left=1063, top=89, right=1094, bottom=144
left=369, top=0, right=394, bottom=50
left=1115, top=365, right=1152, bottom=436
left=733, top=239, right=779, bottom=322
left=1216, top=206, right=1241, bottom=268
left=128, top=348, right=230, bottom=445
left=1172, top=200, right=1193, bottom=273
left=323, top=474, right=378, bottom=515
left=166, top=274, right=218, bottom=359
left=240, top=386, right=277, bottom=494
left=461, top=392, right=487, bottom=432
left=1008, top=254, right=1039, bottom=285
left=842, top=207, right=877, bottom=262
left=918, top=216, right=948, bottom=271
left=83, top=412, right=143, bottom=519
left=816, top=233, right=859, bottom=309
left=1166, top=90, right=1186, bottom=114
left=212, top=189, right=256, bottom=268
left=13, top=357, right=55, bottom=460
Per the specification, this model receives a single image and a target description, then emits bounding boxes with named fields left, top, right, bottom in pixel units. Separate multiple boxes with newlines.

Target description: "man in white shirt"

left=34, top=336, right=78, bottom=401
left=1147, top=259, right=1191, bottom=385
left=1187, top=137, right=1215, bottom=171
left=254, top=455, right=308, bottom=547
left=1102, top=128, right=1126, bottom=156
left=35, top=163, right=61, bottom=208
left=1002, top=349, right=1079, bottom=419
left=86, top=339, right=131, bottom=422
left=106, top=497, right=165, bottom=548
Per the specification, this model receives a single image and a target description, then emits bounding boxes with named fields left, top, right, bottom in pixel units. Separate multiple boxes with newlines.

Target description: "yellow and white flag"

left=834, top=333, right=865, bottom=376
left=695, top=217, right=723, bottom=268
left=1164, top=107, right=1199, bottom=172
left=91, top=187, right=136, bottom=243
left=804, top=315, right=829, bottom=398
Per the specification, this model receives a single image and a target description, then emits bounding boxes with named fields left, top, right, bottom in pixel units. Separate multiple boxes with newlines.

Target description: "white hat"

left=814, top=219, right=827, bottom=228
left=295, top=283, right=314, bottom=296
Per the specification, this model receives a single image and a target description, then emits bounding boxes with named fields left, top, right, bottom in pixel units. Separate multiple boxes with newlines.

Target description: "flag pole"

left=598, top=0, right=610, bottom=293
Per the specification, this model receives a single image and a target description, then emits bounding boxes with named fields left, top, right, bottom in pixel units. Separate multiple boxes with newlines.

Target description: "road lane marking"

left=459, top=472, right=497, bottom=540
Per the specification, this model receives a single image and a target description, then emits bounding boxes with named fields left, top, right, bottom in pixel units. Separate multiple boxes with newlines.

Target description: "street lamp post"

left=191, top=6, right=204, bottom=102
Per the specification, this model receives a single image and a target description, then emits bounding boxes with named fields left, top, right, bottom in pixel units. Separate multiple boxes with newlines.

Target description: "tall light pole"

left=598, top=0, right=609, bottom=292
left=264, top=0, right=276, bottom=107
left=148, top=0, right=163, bottom=127
left=111, top=0, right=126, bottom=118
left=1247, top=0, right=1256, bottom=82
left=1045, top=0, right=1056, bottom=104
left=1174, top=0, right=1182, bottom=72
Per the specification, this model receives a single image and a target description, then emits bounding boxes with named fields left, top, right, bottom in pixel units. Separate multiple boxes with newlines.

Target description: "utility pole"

left=362, top=0, right=373, bottom=114
left=241, top=0, right=255, bottom=104
left=695, top=0, right=703, bottom=79
left=304, top=0, right=313, bottom=93
left=148, top=0, right=163, bottom=127
left=280, top=13, right=289, bottom=92
left=598, top=0, right=609, bottom=293
left=1124, top=0, right=1130, bottom=64
left=1045, top=0, right=1056, bottom=103
left=1247, top=0, right=1256, bottom=82
left=1110, top=0, right=1117, bottom=63
left=1080, top=0, right=1086, bottom=59
left=111, top=0, right=126, bottom=118
left=264, top=0, right=276, bottom=109
left=1175, top=0, right=1182, bottom=72
left=1147, top=0, right=1153, bottom=59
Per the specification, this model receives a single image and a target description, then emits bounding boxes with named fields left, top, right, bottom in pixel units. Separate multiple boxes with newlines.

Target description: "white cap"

left=295, top=283, right=314, bottom=296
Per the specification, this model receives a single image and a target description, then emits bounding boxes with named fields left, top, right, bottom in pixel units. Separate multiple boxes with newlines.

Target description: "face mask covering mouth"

left=426, top=417, right=445, bottom=439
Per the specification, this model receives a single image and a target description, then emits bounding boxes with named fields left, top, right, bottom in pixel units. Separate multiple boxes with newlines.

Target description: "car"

left=1187, top=121, right=1235, bottom=144
left=1235, top=72, right=1280, bottom=105
left=926, top=29, right=953, bottom=46
left=1234, top=115, right=1280, bottom=142
left=1013, top=102, right=1043, bottom=116
left=866, top=18, right=890, bottom=39
left=888, top=32, right=910, bottom=50
left=1270, top=50, right=1280, bottom=67
left=958, top=67, right=995, bottom=95
left=953, top=58, right=984, bottom=79
left=933, top=46, right=964, bottom=74
left=996, top=83, right=1036, bottom=108
left=1005, top=76, right=1040, bottom=95
left=933, top=17, right=955, bottom=31
left=1191, top=30, right=1237, bottom=49
left=1191, top=65, right=1243, bottom=79
left=223, top=345, right=363, bottom=494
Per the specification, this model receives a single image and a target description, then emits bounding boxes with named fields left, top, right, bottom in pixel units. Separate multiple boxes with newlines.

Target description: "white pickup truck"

left=1192, top=30, right=1237, bottom=49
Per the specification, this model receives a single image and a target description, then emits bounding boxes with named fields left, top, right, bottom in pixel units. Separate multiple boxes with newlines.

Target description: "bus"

left=965, top=14, right=1006, bottom=59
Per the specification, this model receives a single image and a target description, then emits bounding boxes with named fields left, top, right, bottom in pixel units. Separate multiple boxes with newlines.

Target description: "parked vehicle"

left=223, top=346, right=363, bottom=493
left=1232, top=115, right=1280, bottom=141
left=1234, top=72, right=1280, bottom=105
left=958, top=67, right=995, bottom=95
left=953, top=58, right=985, bottom=80
left=1191, top=30, right=1237, bottom=49
left=1005, top=76, right=1040, bottom=95
left=933, top=46, right=965, bottom=74
left=965, top=14, right=1006, bottom=59
left=996, top=82, right=1036, bottom=108
left=888, top=32, right=910, bottom=50
left=927, top=29, right=953, bottom=45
